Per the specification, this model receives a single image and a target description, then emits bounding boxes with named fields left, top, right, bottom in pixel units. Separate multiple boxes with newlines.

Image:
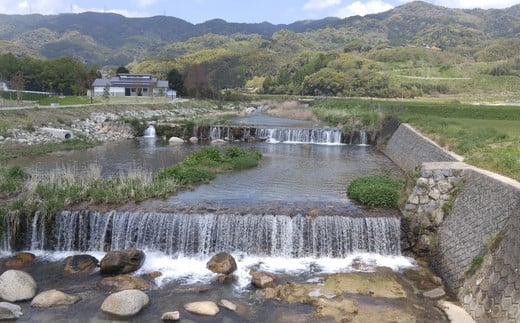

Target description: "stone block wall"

left=385, top=123, right=520, bottom=322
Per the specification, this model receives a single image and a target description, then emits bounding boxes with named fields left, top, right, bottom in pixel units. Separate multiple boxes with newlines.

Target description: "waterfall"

left=25, top=211, right=401, bottom=257
left=209, top=126, right=344, bottom=144
left=359, top=129, right=368, bottom=146
left=143, top=124, right=156, bottom=138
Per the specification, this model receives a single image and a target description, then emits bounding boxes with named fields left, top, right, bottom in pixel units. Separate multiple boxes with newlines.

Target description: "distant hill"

left=0, top=1, right=518, bottom=66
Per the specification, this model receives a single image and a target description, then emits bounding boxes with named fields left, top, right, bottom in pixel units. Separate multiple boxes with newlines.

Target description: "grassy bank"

left=310, top=98, right=520, bottom=181
left=0, top=146, right=262, bottom=216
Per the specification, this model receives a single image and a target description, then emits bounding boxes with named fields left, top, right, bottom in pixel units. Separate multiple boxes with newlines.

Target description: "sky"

left=0, top=0, right=519, bottom=24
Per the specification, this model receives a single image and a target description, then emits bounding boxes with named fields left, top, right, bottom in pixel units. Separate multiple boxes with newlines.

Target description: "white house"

left=92, top=73, right=170, bottom=97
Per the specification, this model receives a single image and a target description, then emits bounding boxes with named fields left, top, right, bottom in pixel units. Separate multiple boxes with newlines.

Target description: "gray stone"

left=100, top=289, right=149, bottom=317
left=408, top=195, right=420, bottom=205
left=219, top=299, right=237, bottom=311
left=419, top=195, right=430, bottom=204
left=100, top=249, right=145, bottom=275
left=416, top=234, right=433, bottom=252
left=417, top=177, right=429, bottom=188
left=428, top=188, right=441, bottom=200
left=161, top=311, right=180, bottom=321
left=188, top=136, right=198, bottom=143
left=0, top=270, right=37, bottom=302
left=437, top=180, right=453, bottom=194
left=250, top=270, right=277, bottom=289
left=168, top=136, right=184, bottom=145
left=0, top=302, right=22, bottom=320
left=423, top=288, right=446, bottom=299
left=429, top=208, right=445, bottom=226
left=183, top=301, right=220, bottom=316
left=31, top=289, right=81, bottom=308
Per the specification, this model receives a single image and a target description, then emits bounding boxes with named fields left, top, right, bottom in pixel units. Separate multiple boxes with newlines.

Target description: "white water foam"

left=134, top=251, right=416, bottom=290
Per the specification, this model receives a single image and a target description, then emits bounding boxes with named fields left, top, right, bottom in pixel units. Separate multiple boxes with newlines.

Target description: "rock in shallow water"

left=100, top=249, right=145, bottom=275
left=0, top=270, right=37, bottom=302
left=64, top=254, right=99, bottom=274
left=101, top=289, right=149, bottom=317
left=0, top=302, right=22, bottom=320
left=31, top=289, right=81, bottom=308
left=161, top=311, right=180, bottom=321
left=183, top=301, right=220, bottom=316
left=206, top=252, right=237, bottom=275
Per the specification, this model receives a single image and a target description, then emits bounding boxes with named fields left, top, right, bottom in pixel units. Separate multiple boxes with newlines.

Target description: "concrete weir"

left=40, top=127, right=74, bottom=139
left=384, top=123, right=520, bottom=322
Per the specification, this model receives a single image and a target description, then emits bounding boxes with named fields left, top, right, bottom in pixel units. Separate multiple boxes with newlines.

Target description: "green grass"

left=347, top=175, right=404, bottom=208
left=37, top=96, right=92, bottom=106
left=1, top=146, right=262, bottom=216
left=156, top=146, right=262, bottom=186
left=311, top=97, right=520, bottom=182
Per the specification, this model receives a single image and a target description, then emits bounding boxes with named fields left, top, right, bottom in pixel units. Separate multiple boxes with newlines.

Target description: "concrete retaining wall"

left=383, top=123, right=462, bottom=172
left=385, top=123, right=520, bottom=322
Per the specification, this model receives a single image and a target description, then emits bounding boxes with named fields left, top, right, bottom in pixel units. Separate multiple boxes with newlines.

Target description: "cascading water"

left=25, top=211, right=401, bottom=258
left=359, top=129, right=368, bottom=146
left=210, top=126, right=344, bottom=144
left=143, top=124, right=156, bottom=138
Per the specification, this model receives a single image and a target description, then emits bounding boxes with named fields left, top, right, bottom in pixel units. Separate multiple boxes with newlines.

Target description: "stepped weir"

left=10, top=211, right=401, bottom=258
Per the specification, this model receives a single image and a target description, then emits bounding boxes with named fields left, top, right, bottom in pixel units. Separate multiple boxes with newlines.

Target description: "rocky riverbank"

left=0, top=250, right=474, bottom=322
left=0, top=102, right=245, bottom=146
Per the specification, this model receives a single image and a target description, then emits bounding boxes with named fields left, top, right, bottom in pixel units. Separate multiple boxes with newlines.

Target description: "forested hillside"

left=1, top=1, right=520, bottom=99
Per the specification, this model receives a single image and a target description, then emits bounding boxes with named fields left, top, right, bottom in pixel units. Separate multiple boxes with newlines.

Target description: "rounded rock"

left=0, top=302, right=22, bottom=320
left=100, top=289, right=149, bottom=317
left=206, top=252, right=237, bottom=275
left=64, top=254, right=99, bottom=274
left=31, top=289, right=81, bottom=308
left=183, top=301, right=220, bottom=316
left=0, top=270, right=37, bottom=302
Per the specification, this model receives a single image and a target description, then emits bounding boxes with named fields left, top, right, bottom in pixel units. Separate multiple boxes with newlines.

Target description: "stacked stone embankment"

left=384, top=123, right=520, bottom=322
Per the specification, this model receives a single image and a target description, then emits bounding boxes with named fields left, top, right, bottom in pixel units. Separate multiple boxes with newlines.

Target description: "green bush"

left=347, top=175, right=403, bottom=208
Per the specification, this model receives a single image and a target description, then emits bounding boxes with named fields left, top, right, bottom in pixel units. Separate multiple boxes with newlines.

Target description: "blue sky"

left=0, top=0, right=519, bottom=24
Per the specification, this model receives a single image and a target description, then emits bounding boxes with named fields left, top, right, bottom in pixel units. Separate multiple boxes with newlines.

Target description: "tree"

left=184, top=64, right=210, bottom=98
left=166, top=68, right=186, bottom=96
left=116, top=66, right=130, bottom=74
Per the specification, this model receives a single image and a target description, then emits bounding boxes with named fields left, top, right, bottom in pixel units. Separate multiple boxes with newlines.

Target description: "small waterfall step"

left=209, top=126, right=371, bottom=145
left=24, top=211, right=401, bottom=257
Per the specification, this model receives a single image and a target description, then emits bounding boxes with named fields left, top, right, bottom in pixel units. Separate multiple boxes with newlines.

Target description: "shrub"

left=347, top=175, right=403, bottom=208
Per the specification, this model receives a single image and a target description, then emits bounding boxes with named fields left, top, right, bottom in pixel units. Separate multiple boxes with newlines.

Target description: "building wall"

left=385, top=123, right=520, bottom=322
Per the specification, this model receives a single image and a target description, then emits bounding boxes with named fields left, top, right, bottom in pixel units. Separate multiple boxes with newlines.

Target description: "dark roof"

left=93, top=74, right=168, bottom=88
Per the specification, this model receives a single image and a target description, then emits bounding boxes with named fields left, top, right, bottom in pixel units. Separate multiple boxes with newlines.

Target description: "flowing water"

left=0, top=113, right=430, bottom=322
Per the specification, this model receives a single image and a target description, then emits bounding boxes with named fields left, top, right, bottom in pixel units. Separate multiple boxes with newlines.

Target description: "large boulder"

left=2, top=252, right=35, bottom=269
left=100, top=249, right=145, bottom=275
left=0, top=302, right=23, bottom=320
left=31, top=289, right=81, bottom=308
left=64, top=254, right=99, bottom=274
left=0, top=270, right=37, bottom=302
left=183, top=301, right=219, bottom=316
left=97, top=275, right=151, bottom=292
left=206, top=252, right=237, bottom=275
left=250, top=270, right=277, bottom=289
left=100, top=289, right=149, bottom=317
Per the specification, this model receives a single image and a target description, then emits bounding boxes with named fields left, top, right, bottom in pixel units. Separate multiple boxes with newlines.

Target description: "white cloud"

left=303, top=0, right=342, bottom=11
left=137, top=0, right=159, bottom=7
left=335, top=0, right=394, bottom=17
